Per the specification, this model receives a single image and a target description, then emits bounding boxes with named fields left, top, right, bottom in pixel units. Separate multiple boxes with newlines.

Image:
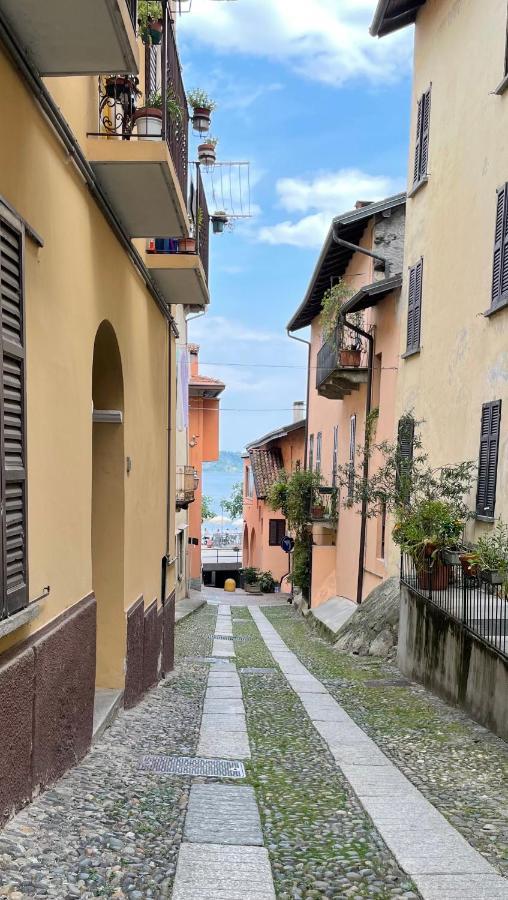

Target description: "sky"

left=178, top=0, right=414, bottom=451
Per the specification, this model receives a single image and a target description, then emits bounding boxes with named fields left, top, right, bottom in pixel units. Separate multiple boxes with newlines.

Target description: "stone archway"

left=91, top=321, right=125, bottom=689
left=243, top=525, right=249, bottom=566
left=250, top=527, right=257, bottom=569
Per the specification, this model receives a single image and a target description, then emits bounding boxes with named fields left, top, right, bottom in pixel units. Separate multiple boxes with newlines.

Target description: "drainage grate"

left=215, top=634, right=252, bottom=643
left=365, top=678, right=410, bottom=688
left=139, top=755, right=246, bottom=778
left=240, top=667, right=277, bottom=675
left=182, top=656, right=234, bottom=664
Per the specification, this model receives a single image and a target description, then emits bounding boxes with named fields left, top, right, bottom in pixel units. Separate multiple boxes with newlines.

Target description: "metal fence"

left=196, top=166, right=209, bottom=282
left=316, top=324, right=370, bottom=389
left=202, top=548, right=242, bottom=566
left=401, top=552, right=507, bottom=659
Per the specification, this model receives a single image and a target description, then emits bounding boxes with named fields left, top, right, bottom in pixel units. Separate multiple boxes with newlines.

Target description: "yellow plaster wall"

left=391, top=0, right=508, bottom=570
left=0, top=45, right=170, bottom=666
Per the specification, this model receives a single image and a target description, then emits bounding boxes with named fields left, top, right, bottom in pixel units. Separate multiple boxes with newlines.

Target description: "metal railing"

left=310, top=476, right=339, bottom=525
left=401, top=552, right=508, bottom=659
left=202, top=548, right=242, bottom=566
left=165, top=14, right=189, bottom=201
left=196, top=166, right=210, bottom=282
left=126, top=0, right=137, bottom=29
left=316, top=324, right=370, bottom=389
left=176, top=465, right=198, bottom=506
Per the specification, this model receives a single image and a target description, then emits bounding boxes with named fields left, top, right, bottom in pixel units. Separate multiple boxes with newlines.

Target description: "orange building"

left=287, top=195, right=406, bottom=607
left=243, top=406, right=306, bottom=588
left=188, top=345, right=225, bottom=589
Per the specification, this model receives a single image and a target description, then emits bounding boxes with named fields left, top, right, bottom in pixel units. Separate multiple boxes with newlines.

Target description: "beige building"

left=372, top=0, right=508, bottom=560
left=0, top=3, right=211, bottom=824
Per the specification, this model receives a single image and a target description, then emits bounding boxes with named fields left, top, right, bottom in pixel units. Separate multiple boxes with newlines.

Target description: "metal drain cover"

left=240, top=667, right=277, bottom=674
left=215, top=634, right=252, bottom=643
left=139, top=755, right=246, bottom=778
left=182, top=656, right=234, bottom=664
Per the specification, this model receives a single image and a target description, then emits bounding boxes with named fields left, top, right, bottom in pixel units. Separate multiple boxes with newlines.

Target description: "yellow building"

left=372, top=0, right=508, bottom=559
left=0, top=1, right=211, bottom=823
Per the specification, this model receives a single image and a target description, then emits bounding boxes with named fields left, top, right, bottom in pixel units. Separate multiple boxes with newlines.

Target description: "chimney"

left=293, top=401, right=305, bottom=423
left=188, top=343, right=199, bottom=377
left=355, top=200, right=373, bottom=209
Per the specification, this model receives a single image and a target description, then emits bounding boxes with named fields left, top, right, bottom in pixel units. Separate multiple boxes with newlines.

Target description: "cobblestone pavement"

left=262, top=606, right=508, bottom=880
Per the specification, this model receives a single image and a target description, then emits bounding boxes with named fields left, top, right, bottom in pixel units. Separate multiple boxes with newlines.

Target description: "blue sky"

left=178, top=0, right=414, bottom=451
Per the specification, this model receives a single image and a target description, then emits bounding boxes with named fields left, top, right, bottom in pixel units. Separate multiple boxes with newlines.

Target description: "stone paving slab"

left=413, top=874, right=508, bottom=899
left=340, top=763, right=422, bottom=797
left=207, top=673, right=242, bottom=686
left=212, top=640, right=236, bottom=658
left=205, top=686, right=243, bottom=700
left=198, top=728, right=251, bottom=760
left=309, top=595, right=357, bottom=639
left=284, top=674, right=329, bottom=694
left=203, top=698, right=245, bottom=716
left=184, top=785, right=263, bottom=846
left=200, top=713, right=248, bottom=731
left=172, top=843, right=276, bottom=900
left=330, top=743, right=391, bottom=766
left=378, top=825, right=495, bottom=875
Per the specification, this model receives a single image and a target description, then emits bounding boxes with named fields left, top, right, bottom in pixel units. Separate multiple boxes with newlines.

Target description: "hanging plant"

left=138, top=2, right=163, bottom=43
left=198, top=137, right=218, bottom=166
left=188, top=88, right=216, bottom=133
left=211, top=210, right=228, bottom=234
left=320, top=280, right=354, bottom=342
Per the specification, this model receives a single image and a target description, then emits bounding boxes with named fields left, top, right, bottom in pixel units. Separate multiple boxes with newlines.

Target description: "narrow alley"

left=1, top=593, right=506, bottom=900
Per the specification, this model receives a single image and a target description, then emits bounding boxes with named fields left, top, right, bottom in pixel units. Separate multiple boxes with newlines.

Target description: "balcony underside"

left=87, top=139, right=189, bottom=239
left=0, top=0, right=138, bottom=76
left=143, top=252, right=209, bottom=309
left=317, top=367, right=368, bottom=400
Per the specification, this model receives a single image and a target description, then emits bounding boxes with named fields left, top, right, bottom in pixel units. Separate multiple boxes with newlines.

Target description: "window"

left=406, top=259, right=423, bottom=353
left=245, top=465, right=253, bottom=499
left=413, top=87, right=431, bottom=186
left=308, top=434, right=314, bottom=472
left=476, top=400, right=502, bottom=519
left=491, top=184, right=508, bottom=310
left=348, top=415, right=356, bottom=499
left=332, top=425, right=339, bottom=486
left=396, top=416, right=415, bottom=501
left=269, top=519, right=286, bottom=546
left=0, top=204, right=28, bottom=619
left=177, top=530, right=185, bottom=582
left=315, top=432, right=322, bottom=473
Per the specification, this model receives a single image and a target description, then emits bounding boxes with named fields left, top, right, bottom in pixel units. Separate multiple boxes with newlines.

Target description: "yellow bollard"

left=224, top=578, right=236, bottom=593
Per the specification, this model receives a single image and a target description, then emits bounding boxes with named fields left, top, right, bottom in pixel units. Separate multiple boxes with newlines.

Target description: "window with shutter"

left=396, top=416, right=415, bottom=502
left=413, top=87, right=431, bottom=185
left=491, top=184, right=508, bottom=309
left=348, top=415, right=356, bottom=499
left=406, top=259, right=423, bottom=353
left=269, top=519, right=286, bottom=546
left=308, top=434, right=314, bottom=473
left=476, top=401, right=502, bottom=519
left=0, top=205, right=28, bottom=619
left=332, top=425, right=338, bottom=486
left=315, top=432, right=322, bottom=473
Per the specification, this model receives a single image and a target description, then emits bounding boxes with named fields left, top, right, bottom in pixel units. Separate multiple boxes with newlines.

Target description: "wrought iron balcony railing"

left=316, top=325, right=370, bottom=390
left=309, top=477, right=339, bottom=526
left=176, top=465, right=199, bottom=508
left=96, top=11, right=188, bottom=200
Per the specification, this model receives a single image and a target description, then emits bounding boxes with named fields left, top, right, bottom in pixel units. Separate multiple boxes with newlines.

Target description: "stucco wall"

left=393, top=0, right=508, bottom=576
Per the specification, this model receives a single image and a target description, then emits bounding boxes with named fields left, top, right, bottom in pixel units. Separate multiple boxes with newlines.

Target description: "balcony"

left=310, top=480, right=338, bottom=531
left=176, top=466, right=199, bottom=510
left=87, top=14, right=189, bottom=239
left=316, top=325, right=370, bottom=400
left=0, top=0, right=138, bottom=76
left=140, top=169, right=210, bottom=309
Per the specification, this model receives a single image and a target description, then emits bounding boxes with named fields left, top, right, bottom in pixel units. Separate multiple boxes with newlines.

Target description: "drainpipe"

left=286, top=329, right=310, bottom=469
left=341, top=314, right=374, bottom=606
left=162, top=320, right=172, bottom=606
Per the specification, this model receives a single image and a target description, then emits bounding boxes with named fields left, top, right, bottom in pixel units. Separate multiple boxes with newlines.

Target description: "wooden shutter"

left=269, top=519, right=285, bottom=546
left=406, top=260, right=423, bottom=352
left=396, top=416, right=414, bottom=500
left=476, top=401, right=502, bottom=518
left=413, top=96, right=423, bottom=185
left=492, top=186, right=506, bottom=307
left=420, top=88, right=431, bottom=178
left=0, top=207, right=28, bottom=618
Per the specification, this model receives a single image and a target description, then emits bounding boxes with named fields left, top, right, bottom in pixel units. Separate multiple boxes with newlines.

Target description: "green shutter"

left=476, top=401, right=502, bottom=518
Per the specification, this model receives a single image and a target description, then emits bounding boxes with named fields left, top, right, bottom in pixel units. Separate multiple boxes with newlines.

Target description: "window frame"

left=405, top=258, right=423, bottom=355
left=348, top=415, right=356, bottom=499
left=476, top=400, right=502, bottom=521
left=268, top=518, right=286, bottom=547
left=413, top=86, right=431, bottom=188
left=308, top=433, right=314, bottom=473
left=332, top=425, right=339, bottom=486
left=315, top=431, right=322, bottom=473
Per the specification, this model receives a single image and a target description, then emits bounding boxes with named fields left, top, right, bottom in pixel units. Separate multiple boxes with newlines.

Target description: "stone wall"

left=398, top=584, right=508, bottom=742
left=373, top=205, right=406, bottom=278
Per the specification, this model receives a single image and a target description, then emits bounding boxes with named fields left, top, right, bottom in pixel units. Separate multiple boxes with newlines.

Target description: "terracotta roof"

left=248, top=446, right=283, bottom=500
left=245, top=418, right=305, bottom=451
left=189, top=374, right=225, bottom=386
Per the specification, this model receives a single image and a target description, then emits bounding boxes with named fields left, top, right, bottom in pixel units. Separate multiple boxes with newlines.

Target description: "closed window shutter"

left=413, top=96, right=423, bottom=185
left=406, top=261, right=422, bottom=352
left=492, top=186, right=506, bottom=307
left=0, top=209, right=28, bottom=617
left=269, top=519, right=286, bottom=546
left=476, top=401, right=502, bottom=518
left=420, top=88, right=431, bottom=178
left=396, top=416, right=415, bottom=500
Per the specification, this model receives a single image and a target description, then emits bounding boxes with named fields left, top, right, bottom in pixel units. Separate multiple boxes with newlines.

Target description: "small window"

left=332, top=425, right=339, bottom=486
left=476, top=400, right=502, bottom=519
left=269, top=519, right=286, bottom=546
left=245, top=465, right=253, bottom=499
left=348, top=416, right=356, bottom=499
left=406, top=259, right=423, bottom=353
left=491, top=184, right=508, bottom=310
left=315, top=432, right=322, bottom=473
left=308, top=434, right=314, bottom=472
left=413, top=86, right=431, bottom=186
left=177, top=531, right=185, bottom=582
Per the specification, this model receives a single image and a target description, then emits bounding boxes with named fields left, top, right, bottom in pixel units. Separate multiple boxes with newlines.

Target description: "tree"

left=223, top=481, right=243, bottom=520
left=267, top=468, right=323, bottom=599
left=201, top=495, right=216, bottom=521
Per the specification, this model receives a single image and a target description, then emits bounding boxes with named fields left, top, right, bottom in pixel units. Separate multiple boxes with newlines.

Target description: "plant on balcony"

left=138, top=2, right=164, bottom=44
left=469, top=520, right=508, bottom=588
left=320, top=281, right=354, bottom=342
left=133, top=89, right=182, bottom=138
left=188, top=89, right=216, bottom=133
left=198, top=137, right=218, bottom=166
left=267, top=467, right=322, bottom=599
left=211, top=211, right=228, bottom=234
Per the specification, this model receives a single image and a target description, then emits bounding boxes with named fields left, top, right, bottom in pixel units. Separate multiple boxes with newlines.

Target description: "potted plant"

left=133, top=90, right=181, bottom=139
left=339, top=347, right=362, bottom=367
left=138, top=4, right=164, bottom=44
left=469, top=520, right=508, bottom=587
left=211, top=211, right=228, bottom=234
left=240, top=567, right=262, bottom=594
left=188, top=89, right=216, bottom=133
left=179, top=236, right=196, bottom=253
left=198, top=137, right=218, bottom=166
left=259, top=571, right=276, bottom=594
left=105, top=74, right=139, bottom=100
left=393, top=499, right=464, bottom=591
left=459, top=552, right=479, bottom=579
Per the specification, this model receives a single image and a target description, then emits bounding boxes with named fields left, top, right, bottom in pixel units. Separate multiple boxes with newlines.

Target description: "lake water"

left=201, top=468, right=242, bottom=520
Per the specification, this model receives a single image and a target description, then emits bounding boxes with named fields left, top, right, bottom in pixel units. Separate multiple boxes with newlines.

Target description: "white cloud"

left=179, top=0, right=412, bottom=88
left=190, top=315, right=283, bottom=345
left=258, top=168, right=405, bottom=247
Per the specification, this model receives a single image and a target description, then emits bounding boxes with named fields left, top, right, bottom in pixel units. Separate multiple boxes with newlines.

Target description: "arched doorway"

left=92, top=321, right=125, bottom=689
left=250, top=528, right=256, bottom=569
left=243, top=525, right=249, bottom=566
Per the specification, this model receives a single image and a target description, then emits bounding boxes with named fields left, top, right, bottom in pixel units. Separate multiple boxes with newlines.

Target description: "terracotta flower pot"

left=339, top=349, right=362, bottom=368
left=417, top=558, right=449, bottom=591
left=179, top=237, right=196, bottom=253
left=192, top=106, right=211, bottom=133
left=311, top=505, right=326, bottom=519
left=198, top=142, right=216, bottom=165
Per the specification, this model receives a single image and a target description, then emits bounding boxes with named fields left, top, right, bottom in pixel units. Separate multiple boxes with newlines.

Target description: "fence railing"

left=165, top=14, right=189, bottom=202
left=202, top=548, right=242, bottom=566
left=196, top=166, right=209, bottom=282
left=316, top=324, right=370, bottom=389
left=310, top=477, right=338, bottom=525
left=401, top=552, right=507, bottom=659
